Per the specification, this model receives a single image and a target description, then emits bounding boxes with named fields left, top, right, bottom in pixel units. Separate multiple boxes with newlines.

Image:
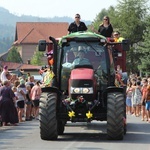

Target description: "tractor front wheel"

left=39, top=92, right=58, bottom=140
left=107, top=92, right=124, bottom=140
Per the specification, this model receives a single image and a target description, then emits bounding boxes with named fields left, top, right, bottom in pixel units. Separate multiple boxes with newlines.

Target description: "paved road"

left=0, top=115, right=150, bottom=150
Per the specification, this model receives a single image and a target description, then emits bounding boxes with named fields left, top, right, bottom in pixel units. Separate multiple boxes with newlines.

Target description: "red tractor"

left=38, top=32, right=129, bottom=140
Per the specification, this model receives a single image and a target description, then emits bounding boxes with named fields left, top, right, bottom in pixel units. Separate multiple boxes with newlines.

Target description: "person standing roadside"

left=25, top=85, right=32, bottom=121
left=145, top=80, right=150, bottom=123
left=68, top=14, right=87, bottom=34
left=30, top=81, right=42, bottom=120
left=0, top=80, right=18, bottom=126
left=133, top=80, right=142, bottom=117
left=131, top=78, right=137, bottom=116
left=16, top=78, right=27, bottom=122
left=0, top=66, right=9, bottom=83
left=141, top=78, right=148, bottom=121
left=25, top=76, right=35, bottom=89
left=25, top=75, right=35, bottom=119
left=126, top=80, right=133, bottom=115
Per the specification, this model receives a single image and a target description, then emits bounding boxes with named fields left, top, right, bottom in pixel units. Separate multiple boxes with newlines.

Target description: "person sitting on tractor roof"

left=113, top=31, right=124, bottom=42
left=72, top=50, right=91, bottom=66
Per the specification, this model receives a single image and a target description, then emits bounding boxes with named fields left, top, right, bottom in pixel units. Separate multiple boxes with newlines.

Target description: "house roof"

left=0, top=61, right=41, bottom=71
left=14, top=22, right=69, bottom=44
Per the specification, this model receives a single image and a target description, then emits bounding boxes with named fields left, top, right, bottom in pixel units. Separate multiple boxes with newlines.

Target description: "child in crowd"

left=25, top=85, right=32, bottom=121
left=12, top=86, right=18, bottom=108
left=126, top=80, right=133, bottom=115
left=132, top=81, right=142, bottom=116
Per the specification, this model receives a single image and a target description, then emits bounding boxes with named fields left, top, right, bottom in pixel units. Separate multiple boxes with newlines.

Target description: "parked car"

left=33, top=75, right=42, bottom=82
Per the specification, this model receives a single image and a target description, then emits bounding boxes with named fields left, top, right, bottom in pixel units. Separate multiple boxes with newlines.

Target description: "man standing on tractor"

left=68, top=14, right=87, bottom=34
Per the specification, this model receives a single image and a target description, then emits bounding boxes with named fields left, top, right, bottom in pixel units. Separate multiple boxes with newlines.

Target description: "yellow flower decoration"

left=86, top=111, right=93, bottom=119
left=68, top=111, right=75, bottom=118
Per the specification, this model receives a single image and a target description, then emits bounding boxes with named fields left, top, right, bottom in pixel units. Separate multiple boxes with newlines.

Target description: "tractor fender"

left=41, top=86, right=61, bottom=96
left=105, top=86, right=124, bottom=94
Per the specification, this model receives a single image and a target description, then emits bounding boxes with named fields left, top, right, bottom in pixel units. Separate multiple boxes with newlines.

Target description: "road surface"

left=0, top=114, right=150, bottom=150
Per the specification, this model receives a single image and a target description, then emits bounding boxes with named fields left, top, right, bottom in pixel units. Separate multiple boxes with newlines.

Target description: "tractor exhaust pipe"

left=49, top=36, right=58, bottom=87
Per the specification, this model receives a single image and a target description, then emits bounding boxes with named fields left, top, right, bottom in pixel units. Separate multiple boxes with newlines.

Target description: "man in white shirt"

left=0, top=65, right=8, bottom=83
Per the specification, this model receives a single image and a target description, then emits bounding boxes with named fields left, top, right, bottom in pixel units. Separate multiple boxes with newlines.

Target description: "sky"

left=0, top=0, right=119, bottom=21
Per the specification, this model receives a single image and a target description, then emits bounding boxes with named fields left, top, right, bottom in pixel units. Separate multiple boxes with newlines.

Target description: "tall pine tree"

left=30, top=48, right=44, bottom=66
left=6, top=47, right=23, bottom=63
left=138, top=16, right=150, bottom=76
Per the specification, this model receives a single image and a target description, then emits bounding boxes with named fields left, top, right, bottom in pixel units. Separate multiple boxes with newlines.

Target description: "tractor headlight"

left=73, top=88, right=81, bottom=93
left=71, top=87, right=93, bottom=94
left=82, top=88, right=89, bottom=93
left=86, top=87, right=94, bottom=94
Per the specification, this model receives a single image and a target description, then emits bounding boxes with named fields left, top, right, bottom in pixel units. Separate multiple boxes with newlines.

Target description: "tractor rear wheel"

left=107, top=92, right=124, bottom=140
left=39, top=92, right=58, bottom=140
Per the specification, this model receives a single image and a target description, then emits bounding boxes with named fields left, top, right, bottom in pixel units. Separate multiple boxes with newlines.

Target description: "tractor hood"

left=70, top=68, right=94, bottom=80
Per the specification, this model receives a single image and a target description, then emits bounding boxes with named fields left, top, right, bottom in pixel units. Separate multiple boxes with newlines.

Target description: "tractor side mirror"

left=38, top=40, right=46, bottom=51
left=121, top=39, right=130, bottom=51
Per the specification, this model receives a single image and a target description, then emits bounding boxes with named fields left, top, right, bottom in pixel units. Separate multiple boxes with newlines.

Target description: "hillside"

left=0, top=6, right=91, bottom=54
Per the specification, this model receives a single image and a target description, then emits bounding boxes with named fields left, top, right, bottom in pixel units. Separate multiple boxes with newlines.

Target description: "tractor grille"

left=71, top=79, right=93, bottom=87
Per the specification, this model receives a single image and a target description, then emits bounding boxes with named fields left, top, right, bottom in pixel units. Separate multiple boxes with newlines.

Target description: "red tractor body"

left=38, top=32, right=129, bottom=141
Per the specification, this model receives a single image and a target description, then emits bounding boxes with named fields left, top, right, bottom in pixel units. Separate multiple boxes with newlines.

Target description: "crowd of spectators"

left=126, top=74, right=150, bottom=123
left=0, top=66, right=42, bottom=126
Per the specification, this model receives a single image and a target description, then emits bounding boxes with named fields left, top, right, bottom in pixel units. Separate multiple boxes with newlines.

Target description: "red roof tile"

left=0, top=61, right=41, bottom=70
left=14, top=22, right=69, bottom=44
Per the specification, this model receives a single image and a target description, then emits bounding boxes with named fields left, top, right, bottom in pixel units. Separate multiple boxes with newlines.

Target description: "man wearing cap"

left=72, top=50, right=91, bottom=66
left=0, top=66, right=8, bottom=83
left=68, top=14, right=87, bottom=34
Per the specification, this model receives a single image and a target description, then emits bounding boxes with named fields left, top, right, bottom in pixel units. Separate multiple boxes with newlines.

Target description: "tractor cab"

left=60, top=39, right=111, bottom=95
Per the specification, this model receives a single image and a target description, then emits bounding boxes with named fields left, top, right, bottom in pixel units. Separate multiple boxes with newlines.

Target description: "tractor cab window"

left=60, top=41, right=108, bottom=90
left=62, top=42, right=107, bottom=70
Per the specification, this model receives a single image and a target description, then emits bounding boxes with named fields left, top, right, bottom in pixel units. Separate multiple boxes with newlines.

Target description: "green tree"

left=30, top=48, right=44, bottom=66
left=114, top=0, right=149, bottom=73
left=138, top=16, right=150, bottom=76
left=6, top=47, right=23, bottom=63
left=90, top=0, right=149, bottom=74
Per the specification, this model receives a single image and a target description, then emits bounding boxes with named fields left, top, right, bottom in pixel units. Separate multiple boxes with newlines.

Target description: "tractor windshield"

left=60, top=41, right=108, bottom=90
left=62, top=41, right=107, bottom=70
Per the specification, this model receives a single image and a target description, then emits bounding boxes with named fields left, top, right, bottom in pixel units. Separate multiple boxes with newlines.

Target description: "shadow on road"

left=58, top=121, right=150, bottom=144
left=0, top=120, right=150, bottom=146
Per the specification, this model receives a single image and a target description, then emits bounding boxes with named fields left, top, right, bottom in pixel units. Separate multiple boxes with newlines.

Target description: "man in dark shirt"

left=68, top=14, right=87, bottom=34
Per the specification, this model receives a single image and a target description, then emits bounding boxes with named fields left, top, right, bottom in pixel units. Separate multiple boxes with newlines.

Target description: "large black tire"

left=107, top=92, right=124, bottom=140
left=39, top=92, right=58, bottom=140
